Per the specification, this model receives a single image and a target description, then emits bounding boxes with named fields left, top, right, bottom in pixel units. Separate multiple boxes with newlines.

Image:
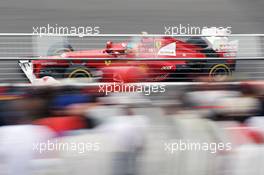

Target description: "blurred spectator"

left=87, top=92, right=149, bottom=175
left=0, top=81, right=264, bottom=175
left=0, top=98, right=55, bottom=175
left=34, top=116, right=86, bottom=135
left=33, top=88, right=97, bottom=135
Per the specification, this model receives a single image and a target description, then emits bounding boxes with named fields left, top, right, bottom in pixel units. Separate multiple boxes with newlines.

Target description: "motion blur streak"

left=0, top=81, right=264, bottom=174
left=0, top=0, right=264, bottom=174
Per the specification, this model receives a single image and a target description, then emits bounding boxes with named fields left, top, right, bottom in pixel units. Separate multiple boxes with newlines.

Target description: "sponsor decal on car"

left=161, top=65, right=173, bottom=70
left=158, top=42, right=176, bottom=56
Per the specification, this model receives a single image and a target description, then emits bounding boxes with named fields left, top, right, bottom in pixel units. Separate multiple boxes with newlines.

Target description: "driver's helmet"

left=127, top=36, right=141, bottom=51
left=127, top=31, right=149, bottom=49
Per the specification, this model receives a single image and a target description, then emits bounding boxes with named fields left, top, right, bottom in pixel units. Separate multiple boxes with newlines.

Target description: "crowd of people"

left=0, top=81, right=264, bottom=175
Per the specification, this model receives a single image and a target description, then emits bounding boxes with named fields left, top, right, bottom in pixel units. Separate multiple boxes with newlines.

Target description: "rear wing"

left=202, top=28, right=239, bottom=54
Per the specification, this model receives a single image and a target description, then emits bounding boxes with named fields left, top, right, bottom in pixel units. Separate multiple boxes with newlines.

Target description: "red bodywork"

left=32, top=36, right=235, bottom=82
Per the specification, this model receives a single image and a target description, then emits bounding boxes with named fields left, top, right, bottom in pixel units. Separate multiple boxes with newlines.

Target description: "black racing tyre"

left=207, top=64, right=232, bottom=81
left=186, top=37, right=208, bottom=48
left=64, top=65, right=93, bottom=79
left=200, top=48, right=219, bottom=58
left=47, top=42, right=74, bottom=56
left=39, top=67, right=64, bottom=79
left=52, top=48, right=72, bottom=55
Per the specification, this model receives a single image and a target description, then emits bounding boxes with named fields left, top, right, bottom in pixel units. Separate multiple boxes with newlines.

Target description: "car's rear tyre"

left=186, top=37, right=208, bottom=48
left=39, top=67, right=64, bottom=79
left=47, top=42, right=74, bottom=56
left=53, top=48, right=72, bottom=55
left=208, top=64, right=232, bottom=81
left=64, top=66, right=93, bottom=79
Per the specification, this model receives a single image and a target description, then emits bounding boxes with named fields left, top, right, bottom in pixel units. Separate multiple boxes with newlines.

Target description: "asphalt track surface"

left=0, top=0, right=263, bottom=83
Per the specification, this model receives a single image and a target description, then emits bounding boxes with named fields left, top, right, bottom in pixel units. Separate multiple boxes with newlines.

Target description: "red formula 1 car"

left=20, top=32, right=238, bottom=83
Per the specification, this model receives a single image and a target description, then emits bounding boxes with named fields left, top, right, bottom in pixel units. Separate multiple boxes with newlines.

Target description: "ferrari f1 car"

left=20, top=30, right=238, bottom=83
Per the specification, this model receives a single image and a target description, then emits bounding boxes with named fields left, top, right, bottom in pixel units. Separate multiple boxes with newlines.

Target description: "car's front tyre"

left=39, top=67, right=64, bottom=79
left=64, top=65, right=93, bottom=79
